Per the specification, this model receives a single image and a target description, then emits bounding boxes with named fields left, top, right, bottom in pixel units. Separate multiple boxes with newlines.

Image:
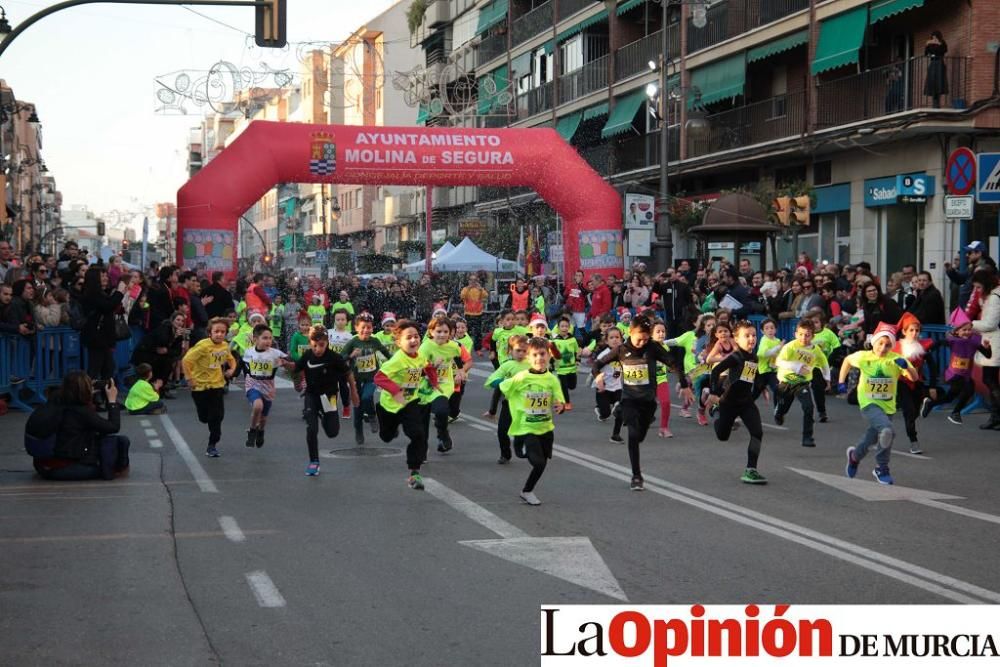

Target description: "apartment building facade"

left=418, top=0, right=1000, bottom=282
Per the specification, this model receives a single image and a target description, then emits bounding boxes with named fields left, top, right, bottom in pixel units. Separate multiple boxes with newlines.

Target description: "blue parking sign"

left=977, top=153, right=1000, bottom=203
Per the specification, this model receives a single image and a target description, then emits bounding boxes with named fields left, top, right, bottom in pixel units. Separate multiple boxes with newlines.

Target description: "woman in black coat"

left=80, top=266, right=127, bottom=386
left=859, top=282, right=903, bottom=335
left=131, top=310, right=186, bottom=393
left=32, top=371, right=130, bottom=481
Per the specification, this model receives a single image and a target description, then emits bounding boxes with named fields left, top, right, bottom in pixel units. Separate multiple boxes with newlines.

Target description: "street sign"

left=315, top=250, right=328, bottom=265
left=976, top=152, right=1000, bottom=203
left=944, top=195, right=975, bottom=220
left=946, top=147, right=976, bottom=195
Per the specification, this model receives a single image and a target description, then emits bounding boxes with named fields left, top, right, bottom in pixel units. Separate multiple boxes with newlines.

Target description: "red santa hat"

left=896, top=312, right=921, bottom=332
left=870, top=322, right=897, bottom=346
left=617, top=306, right=633, bottom=320
left=431, top=303, right=448, bottom=316
left=381, top=312, right=397, bottom=325
left=949, top=307, right=971, bottom=329
left=529, top=313, right=548, bottom=328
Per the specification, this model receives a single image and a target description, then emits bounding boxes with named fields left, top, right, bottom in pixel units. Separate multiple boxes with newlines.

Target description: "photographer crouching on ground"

left=25, top=371, right=131, bottom=481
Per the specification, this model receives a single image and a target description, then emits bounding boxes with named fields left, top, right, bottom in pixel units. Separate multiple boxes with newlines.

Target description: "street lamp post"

left=650, top=0, right=707, bottom=273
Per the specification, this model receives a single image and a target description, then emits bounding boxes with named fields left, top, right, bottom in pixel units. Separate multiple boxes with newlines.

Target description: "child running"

left=294, top=325, right=358, bottom=476
left=752, top=318, right=783, bottom=403
left=592, top=327, right=624, bottom=443
left=243, top=323, right=295, bottom=449
left=484, top=310, right=516, bottom=420
left=374, top=313, right=398, bottom=356
left=774, top=320, right=830, bottom=447
left=839, top=322, right=917, bottom=485
left=499, top=337, right=566, bottom=505
left=418, top=315, right=469, bottom=454
left=182, top=317, right=236, bottom=458
left=485, top=335, right=530, bottom=463
left=651, top=320, right=673, bottom=438
left=550, top=316, right=581, bottom=411
left=327, top=308, right=355, bottom=419
left=341, top=312, right=391, bottom=445
left=449, top=317, right=474, bottom=421
left=374, top=320, right=440, bottom=490
left=921, top=308, right=992, bottom=423
left=592, top=315, right=680, bottom=491
left=705, top=321, right=767, bottom=484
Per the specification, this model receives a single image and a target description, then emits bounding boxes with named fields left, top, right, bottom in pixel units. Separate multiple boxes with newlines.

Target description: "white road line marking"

left=245, top=571, right=286, bottom=608
left=423, top=478, right=528, bottom=539
left=469, top=423, right=494, bottom=432
left=144, top=428, right=158, bottom=437
left=913, top=498, right=1000, bottom=526
left=159, top=414, right=219, bottom=494
left=457, top=413, right=1000, bottom=604
left=149, top=439, right=163, bottom=449
left=893, top=450, right=933, bottom=460
left=218, top=515, right=247, bottom=543
left=140, top=419, right=152, bottom=427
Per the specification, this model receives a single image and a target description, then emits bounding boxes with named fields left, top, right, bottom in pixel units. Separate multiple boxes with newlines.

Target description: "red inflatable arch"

left=177, top=121, right=622, bottom=280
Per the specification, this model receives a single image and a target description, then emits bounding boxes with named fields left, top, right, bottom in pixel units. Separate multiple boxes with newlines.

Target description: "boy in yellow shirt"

left=182, top=317, right=236, bottom=457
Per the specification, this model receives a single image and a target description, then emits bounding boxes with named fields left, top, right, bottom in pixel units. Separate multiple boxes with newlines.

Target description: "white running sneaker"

left=519, top=491, right=541, bottom=506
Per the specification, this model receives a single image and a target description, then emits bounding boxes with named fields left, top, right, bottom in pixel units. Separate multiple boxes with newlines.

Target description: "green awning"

left=811, top=6, right=867, bottom=75
left=476, top=0, right=508, bottom=34
left=616, top=0, right=645, bottom=16
left=282, top=198, right=296, bottom=217
left=601, top=89, right=646, bottom=139
left=543, top=39, right=555, bottom=55
left=555, top=111, right=583, bottom=141
left=281, top=233, right=304, bottom=252
left=869, top=0, right=923, bottom=24
left=582, top=101, right=609, bottom=119
left=556, top=8, right=608, bottom=41
left=416, top=103, right=428, bottom=125
left=689, top=53, right=746, bottom=107
left=747, top=29, right=808, bottom=63
left=492, top=65, right=509, bottom=112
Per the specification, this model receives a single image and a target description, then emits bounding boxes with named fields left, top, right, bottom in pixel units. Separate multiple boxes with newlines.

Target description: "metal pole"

left=653, top=0, right=674, bottom=272
left=425, top=185, right=433, bottom=273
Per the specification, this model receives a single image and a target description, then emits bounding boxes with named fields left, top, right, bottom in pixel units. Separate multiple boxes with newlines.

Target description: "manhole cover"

left=322, top=447, right=403, bottom=459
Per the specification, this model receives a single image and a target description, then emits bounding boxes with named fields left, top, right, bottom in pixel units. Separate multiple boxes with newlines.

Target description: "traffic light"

left=774, top=196, right=791, bottom=226
left=96, top=220, right=105, bottom=236
left=789, top=195, right=810, bottom=226
left=255, top=0, right=286, bottom=48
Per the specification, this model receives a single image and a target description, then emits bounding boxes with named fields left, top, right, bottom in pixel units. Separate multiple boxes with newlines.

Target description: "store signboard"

left=624, top=193, right=656, bottom=229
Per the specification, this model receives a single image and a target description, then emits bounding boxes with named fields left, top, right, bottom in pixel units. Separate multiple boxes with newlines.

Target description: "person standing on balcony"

left=924, top=31, right=948, bottom=108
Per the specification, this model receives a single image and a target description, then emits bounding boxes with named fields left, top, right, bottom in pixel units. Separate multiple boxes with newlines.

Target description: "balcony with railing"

left=815, top=56, right=970, bottom=129
left=478, top=31, right=507, bottom=64
left=686, top=0, right=810, bottom=54
left=512, top=1, right=552, bottom=47
left=614, top=26, right=680, bottom=82
left=577, top=143, right=611, bottom=177
left=558, top=0, right=596, bottom=21
left=687, top=89, right=806, bottom=158
left=558, top=55, right=609, bottom=105
left=612, top=127, right=680, bottom=174
left=516, top=80, right=555, bottom=119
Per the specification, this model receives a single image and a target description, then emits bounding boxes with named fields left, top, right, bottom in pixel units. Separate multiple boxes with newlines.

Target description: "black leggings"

left=421, top=395, right=451, bottom=445
left=926, top=376, right=977, bottom=414
left=304, top=392, right=341, bottom=461
left=497, top=400, right=513, bottom=459
left=983, top=367, right=1000, bottom=416
left=714, top=401, right=763, bottom=469
left=449, top=384, right=464, bottom=419
left=377, top=401, right=427, bottom=471
left=897, top=382, right=925, bottom=443
left=87, top=345, right=116, bottom=383
left=620, top=399, right=657, bottom=478
left=775, top=381, right=814, bottom=439
left=596, top=389, right=621, bottom=420
left=811, top=368, right=827, bottom=415
left=558, top=373, right=577, bottom=404
left=514, top=431, right=554, bottom=492
left=191, top=388, right=225, bottom=446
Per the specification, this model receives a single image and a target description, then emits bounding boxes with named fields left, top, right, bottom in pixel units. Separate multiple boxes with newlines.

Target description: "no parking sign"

left=946, top=147, right=976, bottom=196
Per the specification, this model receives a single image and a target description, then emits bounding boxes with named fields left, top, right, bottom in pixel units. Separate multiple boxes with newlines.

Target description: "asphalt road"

left=2, top=361, right=999, bottom=665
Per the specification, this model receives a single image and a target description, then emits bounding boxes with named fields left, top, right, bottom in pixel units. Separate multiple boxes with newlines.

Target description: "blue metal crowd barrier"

left=0, top=327, right=136, bottom=412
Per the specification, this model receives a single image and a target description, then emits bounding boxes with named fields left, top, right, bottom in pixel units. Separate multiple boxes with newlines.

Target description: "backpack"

left=24, top=402, right=64, bottom=458
left=66, top=298, right=86, bottom=331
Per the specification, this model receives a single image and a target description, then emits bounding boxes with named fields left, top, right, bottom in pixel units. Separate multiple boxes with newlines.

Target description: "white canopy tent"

left=401, top=241, right=456, bottom=272
left=432, top=237, right=520, bottom=273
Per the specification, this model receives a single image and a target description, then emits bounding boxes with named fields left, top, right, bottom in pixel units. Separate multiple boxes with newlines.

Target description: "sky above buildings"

left=2, top=0, right=400, bottom=215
